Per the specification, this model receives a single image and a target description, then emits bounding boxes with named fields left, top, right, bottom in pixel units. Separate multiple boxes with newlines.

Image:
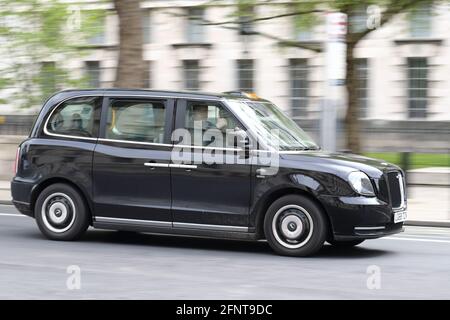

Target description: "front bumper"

left=318, top=194, right=405, bottom=240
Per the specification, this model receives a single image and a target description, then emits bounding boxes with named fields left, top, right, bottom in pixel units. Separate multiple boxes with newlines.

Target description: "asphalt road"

left=1, top=204, right=449, bottom=299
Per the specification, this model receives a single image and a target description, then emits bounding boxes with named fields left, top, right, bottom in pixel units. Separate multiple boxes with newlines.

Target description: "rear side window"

left=105, top=99, right=166, bottom=143
left=46, top=96, right=101, bottom=138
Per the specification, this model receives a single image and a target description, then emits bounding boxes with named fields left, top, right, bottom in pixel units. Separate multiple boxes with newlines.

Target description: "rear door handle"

left=144, top=162, right=169, bottom=168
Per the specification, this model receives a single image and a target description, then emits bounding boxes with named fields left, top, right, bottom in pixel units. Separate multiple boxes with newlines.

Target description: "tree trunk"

left=344, top=38, right=361, bottom=153
left=114, top=0, right=144, bottom=88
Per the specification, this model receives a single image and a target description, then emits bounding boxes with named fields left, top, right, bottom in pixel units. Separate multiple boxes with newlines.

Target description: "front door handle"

left=256, top=168, right=269, bottom=178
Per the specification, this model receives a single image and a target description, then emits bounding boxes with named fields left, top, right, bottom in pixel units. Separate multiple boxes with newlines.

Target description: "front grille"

left=387, top=171, right=405, bottom=209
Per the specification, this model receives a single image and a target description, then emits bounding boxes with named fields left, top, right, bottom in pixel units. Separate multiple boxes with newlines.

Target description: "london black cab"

left=11, top=89, right=407, bottom=256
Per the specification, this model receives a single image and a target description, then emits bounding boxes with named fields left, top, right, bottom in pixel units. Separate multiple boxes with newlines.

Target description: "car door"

left=92, top=96, right=174, bottom=225
left=170, top=99, right=252, bottom=231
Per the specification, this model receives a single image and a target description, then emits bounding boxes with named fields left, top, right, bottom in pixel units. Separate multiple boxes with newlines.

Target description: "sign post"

left=321, top=12, right=347, bottom=152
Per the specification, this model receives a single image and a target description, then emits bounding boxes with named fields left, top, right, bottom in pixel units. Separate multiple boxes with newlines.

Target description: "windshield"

left=226, top=99, right=319, bottom=151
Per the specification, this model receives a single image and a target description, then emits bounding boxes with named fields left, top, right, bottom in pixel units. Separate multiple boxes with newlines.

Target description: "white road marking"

left=382, top=236, right=450, bottom=244
left=0, top=213, right=26, bottom=217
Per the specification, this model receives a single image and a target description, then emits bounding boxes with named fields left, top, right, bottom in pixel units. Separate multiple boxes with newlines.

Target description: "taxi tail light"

left=14, top=146, right=20, bottom=175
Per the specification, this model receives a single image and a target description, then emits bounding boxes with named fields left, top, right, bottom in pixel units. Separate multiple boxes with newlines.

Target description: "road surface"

left=0, top=204, right=449, bottom=299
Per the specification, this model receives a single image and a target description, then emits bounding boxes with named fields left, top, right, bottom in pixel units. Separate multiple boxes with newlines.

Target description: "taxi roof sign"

left=223, top=91, right=261, bottom=100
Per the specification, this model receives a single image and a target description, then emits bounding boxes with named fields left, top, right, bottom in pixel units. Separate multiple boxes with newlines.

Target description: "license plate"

left=394, top=210, right=407, bottom=223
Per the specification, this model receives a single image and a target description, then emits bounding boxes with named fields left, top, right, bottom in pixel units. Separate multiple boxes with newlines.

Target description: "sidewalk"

left=406, top=185, right=450, bottom=226
left=1, top=180, right=449, bottom=226
left=0, top=181, right=10, bottom=204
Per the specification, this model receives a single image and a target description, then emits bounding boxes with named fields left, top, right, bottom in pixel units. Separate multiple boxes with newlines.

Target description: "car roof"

left=52, top=88, right=270, bottom=103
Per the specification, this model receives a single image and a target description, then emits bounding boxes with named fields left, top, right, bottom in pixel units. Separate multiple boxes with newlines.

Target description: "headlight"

left=348, top=171, right=375, bottom=196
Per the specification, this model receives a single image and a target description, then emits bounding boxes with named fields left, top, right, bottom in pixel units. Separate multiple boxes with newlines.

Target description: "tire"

left=327, top=239, right=365, bottom=247
left=35, top=183, right=90, bottom=241
left=264, top=195, right=328, bottom=257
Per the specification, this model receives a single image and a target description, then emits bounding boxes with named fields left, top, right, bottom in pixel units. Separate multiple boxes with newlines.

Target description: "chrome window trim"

left=43, top=94, right=101, bottom=142
left=98, top=137, right=256, bottom=153
left=173, top=144, right=243, bottom=152
left=41, top=93, right=283, bottom=155
left=98, top=138, right=173, bottom=148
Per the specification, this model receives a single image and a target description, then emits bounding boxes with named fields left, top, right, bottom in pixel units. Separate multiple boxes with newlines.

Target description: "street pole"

left=321, top=12, right=347, bottom=152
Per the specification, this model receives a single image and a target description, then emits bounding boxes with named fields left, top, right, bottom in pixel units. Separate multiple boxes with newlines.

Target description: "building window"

left=142, top=10, right=152, bottom=44
left=236, top=59, right=254, bottom=92
left=238, top=5, right=255, bottom=36
left=40, top=62, right=57, bottom=97
left=186, top=8, right=204, bottom=43
left=355, top=58, right=369, bottom=118
left=349, top=7, right=367, bottom=33
left=87, top=15, right=105, bottom=45
left=183, top=60, right=200, bottom=91
left=289, top=59, right=308, bottom=118
left=410, top=5, right=431, bottom=38
left=295, top=22, right=312, bottom=41
left=143, top=61, right=152, bottom=88
left=85, top=61, right=101, bottom=88
left=407, top=57, right=428, bottom=118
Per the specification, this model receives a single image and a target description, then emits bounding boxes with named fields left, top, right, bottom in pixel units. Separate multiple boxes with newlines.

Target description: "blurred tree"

left=0, top=0, right=104, bottom=109
left=196, top=0, right=436, bottom=153
left=113, top=0, right=144, bottom=88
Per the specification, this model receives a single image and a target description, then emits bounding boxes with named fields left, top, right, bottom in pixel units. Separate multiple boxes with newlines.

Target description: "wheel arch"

left=30, top=177, right=93, bottom=223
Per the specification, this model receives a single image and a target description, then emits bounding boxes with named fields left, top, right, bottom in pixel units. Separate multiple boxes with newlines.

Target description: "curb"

left=404, top=220, right=450, bottom=228
left=0, top=200, right=12, bottom=205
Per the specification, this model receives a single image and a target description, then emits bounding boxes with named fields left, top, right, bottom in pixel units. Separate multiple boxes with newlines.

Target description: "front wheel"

left=35, top=183, right=90, bottom=241
left=264, top=195, right=328, bottom=257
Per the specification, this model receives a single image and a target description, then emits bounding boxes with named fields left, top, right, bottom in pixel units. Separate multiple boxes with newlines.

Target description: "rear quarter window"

left=46, top=96, right=101, bottom=138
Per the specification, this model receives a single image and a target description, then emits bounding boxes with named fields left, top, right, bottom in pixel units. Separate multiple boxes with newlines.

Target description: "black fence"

left=0, top=115, right=36, bottom=136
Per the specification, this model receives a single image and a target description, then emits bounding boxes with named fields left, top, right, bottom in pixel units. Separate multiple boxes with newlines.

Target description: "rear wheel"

left=264, top=195, right=328, bottom=257
left=327, top=239, right=365, bottom=247
left=35, top=183, right=89, bottom=240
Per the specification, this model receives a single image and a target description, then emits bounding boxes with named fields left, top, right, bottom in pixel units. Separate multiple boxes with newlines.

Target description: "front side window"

left=106, top=99, right=166, bottom=143
left=184, top=101, right=242, bottom=148
left=46, top=96, right=101, bottom=138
